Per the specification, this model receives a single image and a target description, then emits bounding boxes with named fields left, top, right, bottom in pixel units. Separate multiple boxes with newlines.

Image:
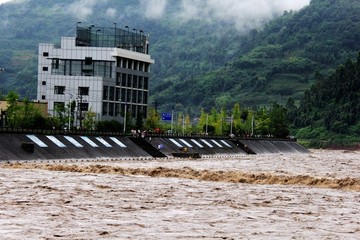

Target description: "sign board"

left=161, top=112, right=172, bottom=121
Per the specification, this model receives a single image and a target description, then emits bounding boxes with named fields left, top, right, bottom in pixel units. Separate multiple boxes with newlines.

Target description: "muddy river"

left=0, top=149, right=359, bottom=239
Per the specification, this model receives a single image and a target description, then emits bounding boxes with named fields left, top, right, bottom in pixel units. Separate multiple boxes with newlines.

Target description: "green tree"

left=83, top=107, right=97, bottom=130
left=269, top=103, right=289, bottom=138
left=144, top=107, right=161, bottom=130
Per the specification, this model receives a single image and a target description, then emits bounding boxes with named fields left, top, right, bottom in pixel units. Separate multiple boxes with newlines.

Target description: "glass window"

left=144, top=77, right=148, bottom=89
left=52, top=59, right=59, bottom=69
left=145, top=63, right=149, bottom=72
left=132, top=90, right=137, bottom=103
left=43, top=67, right=48, bottom=71
left=121, top=88, right=126, bottom=102
left=127, top=74, right=132, bottom=87
left=133, top=75, right=138, bottom=88
left=78, top=87, right=89, bottom=96
left=138, top=91, right=143, bottom=104
left=71, top=60, right=82, bottom=76
left=109, top=103, right=114, bottom=116
left=122, top=58, right=127, bottom=68
left=116, top=73, right=121, bottom=86
left=115, top=103, right=120, bottom=116
left=42, top=81, right=46, bottom=85
left=43, top=52, right=49, bottom=57
left=121, top=73, right=127, bottom=86
left=103, top=86, right=108, bottom=100
left=109, top=87, right=115, bottom=101
left=143, top=92, right=148, bottom=104
left=115, top=88, right=120, bottom=101
left=138, top=76, right=143, bottom=89
left=54, top=86, right=65, bottom=95
left=102, top=102, right=108, bottom=116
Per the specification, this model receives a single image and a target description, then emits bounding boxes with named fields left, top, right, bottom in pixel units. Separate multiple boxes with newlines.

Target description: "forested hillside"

left=1, top=0, right=360, bottom=117
left=152, top=0, right=360, bottom=112
left=287, top=52, right=360, bottom=146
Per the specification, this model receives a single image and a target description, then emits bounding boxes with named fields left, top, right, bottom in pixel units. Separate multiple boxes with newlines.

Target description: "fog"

left=63, top=0, right=311, bottom=31
left=142, top=0, right=311, bottom=31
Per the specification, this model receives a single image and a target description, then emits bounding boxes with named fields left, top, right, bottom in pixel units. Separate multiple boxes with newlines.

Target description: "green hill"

left=1, top=0, right=360, bottom=117
left=152, top=0, right=360, bottom=112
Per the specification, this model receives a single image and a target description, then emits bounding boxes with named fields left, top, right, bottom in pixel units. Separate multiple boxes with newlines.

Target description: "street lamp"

left=114, top=22, right=117, bottom=46
left=132, top=28, right=137, bottom=50
left=96, top=29, right=101, bottom=47
left=125, top=26, right=129, bottom=48
left=65, top=92, right=73, bottom=129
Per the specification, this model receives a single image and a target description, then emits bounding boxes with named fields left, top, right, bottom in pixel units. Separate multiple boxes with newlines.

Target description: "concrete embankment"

left=0, top=133, right=309, bottom=161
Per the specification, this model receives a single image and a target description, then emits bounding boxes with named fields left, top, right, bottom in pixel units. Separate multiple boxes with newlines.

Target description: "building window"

left=78, top=87, right=89, bottom=96
left=127, top=74, right=132, bottom=87
left=145, top=63, right=150, bottom=72
left=109, top=103, right=114, bottom=116
left=144, top=77, right=148, bottom=89
left=43, top=52, right=49, bottom=57
left=102, top=102, right=108, bottom=116
left=79, top=103, right=89, bottom=111
left=52, top=58, right=59, bottom=69
left=121, top=73, right=126, bottom=86
left=85, top=57, right=93, bottom=65
left=42, top=95, right=46, bottom=100
left=43, top=67, right=48, bottom=71
left=115, top=103, right=120, bottom=116
left=116, top=73, right=121, bottom=86
left=109, top=87, right=115, bottom=101
left=54, top=86, right=65, bottom=95
left=42, top=81, right=46, bottom=85
left=115, top=88, right=120, bottom=101
left=103, top=86, right=109, bottom=100
left=138, top=76, right=143, bottom=89
left=133, top=75, right=138, bottom=88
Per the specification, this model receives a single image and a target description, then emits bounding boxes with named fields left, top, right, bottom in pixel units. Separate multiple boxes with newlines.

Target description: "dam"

left=0, top=131, right=309, bottom=161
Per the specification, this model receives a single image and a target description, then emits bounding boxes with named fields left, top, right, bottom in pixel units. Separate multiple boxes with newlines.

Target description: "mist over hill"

left=4, top=0, right=357, bottom=115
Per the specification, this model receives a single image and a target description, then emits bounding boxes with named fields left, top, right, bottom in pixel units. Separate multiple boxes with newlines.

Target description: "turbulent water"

left=1, top=149, right=359, bottom=239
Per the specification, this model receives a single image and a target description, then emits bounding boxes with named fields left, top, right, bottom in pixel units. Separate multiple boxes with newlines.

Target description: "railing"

left=0, top=127, right=296, bottom=141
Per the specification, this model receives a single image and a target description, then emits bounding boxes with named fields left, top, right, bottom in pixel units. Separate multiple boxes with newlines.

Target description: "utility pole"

left=78, top=91, right=83, bottom=129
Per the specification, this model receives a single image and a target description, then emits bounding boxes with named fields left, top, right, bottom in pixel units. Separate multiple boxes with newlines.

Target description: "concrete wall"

left=0, top=134, right=308, bottom=161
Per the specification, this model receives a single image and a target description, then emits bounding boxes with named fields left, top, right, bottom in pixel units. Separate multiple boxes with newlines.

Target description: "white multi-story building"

left=37, top=25, right=154, bottom=129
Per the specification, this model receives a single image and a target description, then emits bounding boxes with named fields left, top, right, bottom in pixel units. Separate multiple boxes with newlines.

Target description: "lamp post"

left=125, top=26, right=129, bottom=49
left=123, top=104, right=127, bottom=134
left=114, top=22, right=117, bottom=46
left=205, top=114, right=208, bottom=136
left=133, top=28, right=137, bottom=50
left=65, top=92, right=73, bottom=129
left=96, top=29, right=101, bottom=47
left=139, top=30, right=144, bottom=52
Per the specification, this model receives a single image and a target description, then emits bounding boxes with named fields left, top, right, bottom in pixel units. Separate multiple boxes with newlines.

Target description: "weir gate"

left=0, top=133, right=309, bottom=161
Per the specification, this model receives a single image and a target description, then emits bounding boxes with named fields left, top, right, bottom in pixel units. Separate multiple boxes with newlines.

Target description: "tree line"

left=1, top=91, right=289, bottom=138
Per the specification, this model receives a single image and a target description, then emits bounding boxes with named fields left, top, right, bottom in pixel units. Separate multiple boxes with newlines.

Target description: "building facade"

left=37, top=25, right=154, bottom=129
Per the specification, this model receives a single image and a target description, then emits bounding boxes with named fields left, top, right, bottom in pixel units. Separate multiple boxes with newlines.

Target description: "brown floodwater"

left=0, top=149, right=359, bottom=239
